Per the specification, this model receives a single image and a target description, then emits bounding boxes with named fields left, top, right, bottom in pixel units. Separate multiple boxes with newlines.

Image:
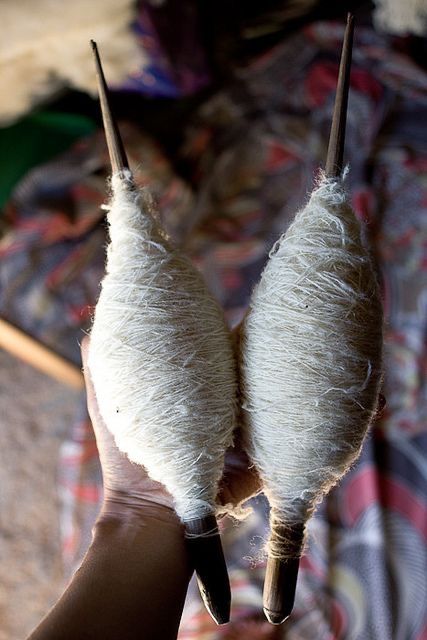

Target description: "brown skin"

left=28, top=336, right=261, bottom=640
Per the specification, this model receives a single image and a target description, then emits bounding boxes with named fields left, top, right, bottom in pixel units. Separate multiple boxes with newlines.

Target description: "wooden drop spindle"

left=90, top=41, right=231, bottom=626
left=263, top=13, right=355, bottom=625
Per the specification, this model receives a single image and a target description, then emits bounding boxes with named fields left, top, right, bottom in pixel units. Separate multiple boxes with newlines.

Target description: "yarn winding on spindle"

left=88, top=170, right=236, bottom=522
left=240, top=174, right=383, bottom=559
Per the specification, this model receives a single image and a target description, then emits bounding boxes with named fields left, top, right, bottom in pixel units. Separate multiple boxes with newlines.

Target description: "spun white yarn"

left=240, top=175, right=383, bottom=559
left=88, top=170, right=236, bottom=522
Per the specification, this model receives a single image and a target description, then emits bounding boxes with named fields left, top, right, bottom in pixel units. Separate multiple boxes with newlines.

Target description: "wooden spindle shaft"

left=325, top=13, right=355, bottom=178
left=90, top=40, right=129, bottom=175
left=0, top=317, right=84, bottom=390
left=263, top=522, right=304, bottom=625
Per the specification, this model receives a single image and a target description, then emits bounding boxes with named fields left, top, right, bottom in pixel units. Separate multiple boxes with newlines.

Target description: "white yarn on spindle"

left=240, top=174, right=383, bottom=559
left=88, top=170, right=236, bottom=522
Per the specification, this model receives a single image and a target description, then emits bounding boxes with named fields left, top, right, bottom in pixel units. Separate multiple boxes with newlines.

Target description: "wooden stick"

left=91, top=42, right=231, bottom=624
left=325, top=13, right=355, bottom=178
left=90, top=40, right=129, bottom=174
left=263, top=15, right=355, bottom=626
left=263, top=525, right=304, bottom=625
left=0, top=317, right=84, bottom=390
left=185, top=515, right=231, bottom=624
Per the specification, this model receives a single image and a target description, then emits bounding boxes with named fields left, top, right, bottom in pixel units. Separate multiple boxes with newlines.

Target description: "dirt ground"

left=0, top=350, right=80, bottom=640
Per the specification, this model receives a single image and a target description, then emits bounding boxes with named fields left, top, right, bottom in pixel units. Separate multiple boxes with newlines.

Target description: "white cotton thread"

left=217, top=501, right=253, bottom=521
left=240, top=174, right=383, bottom=560
left=88, top=170, right=237, bottom=522
left=185, top=527, right=219, bottom=540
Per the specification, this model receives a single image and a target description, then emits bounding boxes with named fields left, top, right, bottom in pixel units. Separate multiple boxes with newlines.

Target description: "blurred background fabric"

left=0, top=1, right=426, bottom=638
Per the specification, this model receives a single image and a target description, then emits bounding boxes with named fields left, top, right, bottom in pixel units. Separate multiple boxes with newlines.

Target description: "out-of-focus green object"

left=0, top=111, right=95, bottom=209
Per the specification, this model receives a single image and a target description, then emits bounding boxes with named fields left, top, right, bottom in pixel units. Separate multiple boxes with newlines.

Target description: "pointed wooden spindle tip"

left=90, top=40, right=129, bottom=175
left=263, top=523, right=305, bottom=625
left=263, top=556, right=300, bottom=624
left=325, top=13, right=355, bottom=178
left=185, top=514, right=231, bottom=625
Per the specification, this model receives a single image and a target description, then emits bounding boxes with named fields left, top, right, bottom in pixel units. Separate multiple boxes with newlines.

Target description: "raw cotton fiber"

left=373, top=0, right=427, bottom=35
left=0, top=0, right=144, bottom=124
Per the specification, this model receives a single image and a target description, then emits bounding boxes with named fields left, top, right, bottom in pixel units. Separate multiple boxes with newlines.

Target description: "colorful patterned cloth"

left=1, top=18, right=426, bottom=640
left=121, top=0, right=211, bottom=98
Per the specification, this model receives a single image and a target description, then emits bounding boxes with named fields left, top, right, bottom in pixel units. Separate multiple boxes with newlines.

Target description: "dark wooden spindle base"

left=184, top=514, right=231, bottom=625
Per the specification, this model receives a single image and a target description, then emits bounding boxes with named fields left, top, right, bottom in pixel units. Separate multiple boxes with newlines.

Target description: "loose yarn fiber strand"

left=241, top=175, right=383, bottom=560
left=88, top=171, right=237, bottom=522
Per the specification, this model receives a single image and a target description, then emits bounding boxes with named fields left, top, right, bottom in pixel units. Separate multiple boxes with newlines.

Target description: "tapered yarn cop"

left=88, top=173, right=236, bottom=621
left=241, top=175, right=383, bottom=622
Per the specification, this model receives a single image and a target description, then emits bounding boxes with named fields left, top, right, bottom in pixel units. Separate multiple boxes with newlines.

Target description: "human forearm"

left=28, top=500, right=191, bottom=640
